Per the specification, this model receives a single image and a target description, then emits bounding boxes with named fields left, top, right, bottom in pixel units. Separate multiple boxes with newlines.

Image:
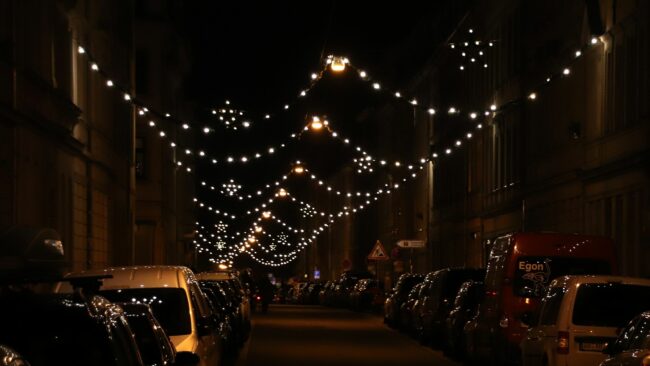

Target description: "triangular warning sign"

left=368, top=240, right=389, bottom=261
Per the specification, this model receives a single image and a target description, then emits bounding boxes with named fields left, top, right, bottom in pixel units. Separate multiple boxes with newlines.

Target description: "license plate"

left=580, top=342, right=606, bottom=352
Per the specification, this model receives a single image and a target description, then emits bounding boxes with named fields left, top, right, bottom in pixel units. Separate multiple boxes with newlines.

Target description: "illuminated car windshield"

left=101, top=288, right=191, bottom=336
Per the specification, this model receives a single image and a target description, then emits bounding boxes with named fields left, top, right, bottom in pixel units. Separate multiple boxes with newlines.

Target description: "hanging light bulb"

left=293, top=165, right=304, bottom=174
left=278, top=188, right=287, bottom=197
left=310, top=116, right=323, bottom=130
left=330, top=56, right=347, bottom=72
left=262, top=211, right=272, bottom=219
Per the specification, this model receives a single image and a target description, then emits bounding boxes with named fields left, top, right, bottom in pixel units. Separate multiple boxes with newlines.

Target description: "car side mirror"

left=174, top=351, right=201, bottom=366
left=602, top=342, right=620, bottom=356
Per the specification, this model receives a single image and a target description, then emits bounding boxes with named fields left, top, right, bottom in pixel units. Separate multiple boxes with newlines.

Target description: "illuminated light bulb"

left=450, top=43, right=455, bottom=49
left=330, top=56, right=347, bottom=72
left=380, top=160, right=386, bottom=165
left=563, top=68, right=571, bottom=75
left=278, top=188, right=287, bottom=197
left=159, top=131, right=165, bottom=137
left=484, top=111, right=490, bottom=116
left=432, top=153, right=438, bottom=158
left=311, top=73, right=318, bottom=80
left=138, top=109, right=145, bottom=116
left=448, top=107, right=457, bottom=114
left=310, top=116, right=323, bottom=130
left=165, top=113, right=170, bottom=117
left=241, top=156, right=248, bottom=162
left=185, top=149, right=191, bottom=155
left=203, top=127, right=210, bottom=134
left=471, top=58, right=476, bottom=63
left=199, top=151, right=205, bottom=156
left=293, top=165, right=304, bottom=174
left=475, top=40, right=481, bottom=45
left=455, top=140, right=462, bottom=146
left=212, top=159, right=217, bottom=164
left=227, top=157, right=234, bottom=163
left=546, top=77, right=552, bottom=82
left=186, top=167, right=192, bottom=172
left=428, top=108, right=436, bottom=115
left=591, top=37, right=598, bottom=45
left=467, top=132, right=473, bottom=139
left=225, top=100, right=230, bottom=105
left=468, top=28, right=474, bottom=34
left=490, top=104, right=497, bottom=111
left=477, top=123, right=483, bottom=129
left=77, top=46, right=85, bottom=54
left=268, top=147, right=275, bottom=154
left=410, top=99, right=418, bottom=105
left=372, top=83, right=380, bottom=90
left=445, top=148, right=452, bottom=155
left=106, top=80, right=114, bottom=87
left=176, top=161, right=182, bottom=166
left=395, top=161, right=402, bottom=167
left=247, top=236, right=256, bottom=244
left=464, top=42, right=469, bottom=46
left=262, top=211, right=271, bottom=219
left=420, top=158, right=427, bottom=164
left=528, top=92, right=537, bottom=100
left=170, top=142, right=176, bottom=147
left=462, top=52, right=466, bottom=57
left=284, top=105, right=289, bottom=110
left=182, top=123, right=189, bottom=129
left=489, top=42, right=494, bottom=47
left=255, top=226, right=262, bottom=233
left=395, top=92, right=402, bottom=98
left=470, top=112, right=477, bottom=119
left=264, top=114, right=270, bottom=119
left=148, top=121, right=155, bottom=127
left=91, top=63, right=99, bottom=71
left=575, top=50, right=582, bottom=58
left=459, top=65, right=465, bottom=71
left=242, top=121, right=250, bottom=128
left=359, top=70, right=367, bottom=78
left=300, top=90, right=307, bottom=97
left=483, top=63, right=488, bottom=68
left=479, top=51, right=484, bottom=56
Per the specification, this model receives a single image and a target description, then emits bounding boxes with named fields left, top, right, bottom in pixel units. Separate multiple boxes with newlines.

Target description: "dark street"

left=236, top=305, right=458, bottom=366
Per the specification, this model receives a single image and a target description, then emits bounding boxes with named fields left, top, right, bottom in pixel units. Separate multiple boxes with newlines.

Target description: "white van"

left=520, top=275, right=650, bottom=366
left=59, top=266, right=222, bottom=366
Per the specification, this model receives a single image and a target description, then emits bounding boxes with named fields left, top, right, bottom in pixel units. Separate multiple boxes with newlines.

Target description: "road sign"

left=368, top=240, right=389, bottom=261
left=397, top=240, right=426, bottom=249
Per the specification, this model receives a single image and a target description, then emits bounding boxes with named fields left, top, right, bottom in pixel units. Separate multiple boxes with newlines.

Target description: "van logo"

left=517, top=259, right=551, bottom=297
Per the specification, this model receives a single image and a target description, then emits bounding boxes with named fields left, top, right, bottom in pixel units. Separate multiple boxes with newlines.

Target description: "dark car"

left=444, top=280, right=484, bottom=358
left=417, top=267, right=485, bottom=347
left=384, top=273, right=424, bottom=327
left=600, top=310, right=650, bottom=366
left=0, top=345, right=30, bottom=366
left=119, top=303, right=180, bottom=366
left=399, top=282, right=426, bottom=333
left=199, top=281, right=239, bottom=353
left=0, top=293, right=143, bottom=366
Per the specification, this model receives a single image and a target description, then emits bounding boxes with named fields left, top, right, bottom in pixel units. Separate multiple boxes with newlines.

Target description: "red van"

left=464, top=232, right=617, bottom=365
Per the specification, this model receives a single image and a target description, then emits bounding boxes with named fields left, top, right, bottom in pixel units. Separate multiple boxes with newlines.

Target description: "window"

left=572, top=284, right=650, bottom=327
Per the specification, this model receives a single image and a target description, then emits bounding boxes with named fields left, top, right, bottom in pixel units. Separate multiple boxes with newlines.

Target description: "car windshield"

left=123, top=312, right=162, bottom=365
left=572, top=283, right=650, bottom=327
left=513, top=257, right=611, bottom=298
left=101, top=288, right=191, bottom=336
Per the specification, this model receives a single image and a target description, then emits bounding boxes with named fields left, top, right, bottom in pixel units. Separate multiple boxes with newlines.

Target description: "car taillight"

left=557, top=331, right=569, bottom=354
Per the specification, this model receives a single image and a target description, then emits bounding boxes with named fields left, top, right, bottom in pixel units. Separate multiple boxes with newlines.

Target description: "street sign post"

left=367, top=240, right=389, bottom=261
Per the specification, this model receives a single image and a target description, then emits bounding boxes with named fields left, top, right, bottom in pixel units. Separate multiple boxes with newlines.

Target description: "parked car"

left=465, top=233, right=617, bottom=365
left=600, top=310, right=650, bottom=366
left=417, top=267, right=485, bottom=347
left=0, top=227, right=146, bottom=366
left=399, top=282, right=425, bottom=333
left=520, top=275, right=650, bottom=366
left=0, top=292, right=144, bottom=366
left=197, top=271, right=251, bottom=342
left=318, top=281, right=334, bottom=305
left=349, top=279, right=384, bottom=312
left=61, top=266, right=223, bottom=366
left=384, top=273, right=424, bottom=327
left=120, top=302, right=200, bottom=366
left=444, top=280, right=484, bottom=359
left=0, top=345, right=30, bottom=366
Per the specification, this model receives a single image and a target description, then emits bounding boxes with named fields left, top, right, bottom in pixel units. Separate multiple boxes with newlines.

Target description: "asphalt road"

left=234, top=304, right=460, bottom=366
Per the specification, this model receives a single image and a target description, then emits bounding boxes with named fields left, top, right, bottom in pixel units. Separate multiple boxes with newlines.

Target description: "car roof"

left=70, top=266, right=195, bottom=290
left=550, top=275, right=650, bottom=289
left=196, top=271, right=233, bottom=281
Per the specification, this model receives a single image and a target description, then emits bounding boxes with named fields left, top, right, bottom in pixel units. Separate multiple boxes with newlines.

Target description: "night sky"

left=178, top=1, right=446, bottom=268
